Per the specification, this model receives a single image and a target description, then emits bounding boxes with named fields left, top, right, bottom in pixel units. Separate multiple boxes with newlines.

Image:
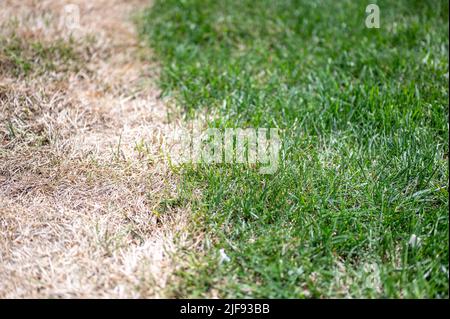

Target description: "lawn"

left=141, top=0, right=449, bottom=298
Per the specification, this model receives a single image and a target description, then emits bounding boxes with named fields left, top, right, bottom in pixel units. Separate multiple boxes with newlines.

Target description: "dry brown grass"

left=0, top=0, right=192, bottom=298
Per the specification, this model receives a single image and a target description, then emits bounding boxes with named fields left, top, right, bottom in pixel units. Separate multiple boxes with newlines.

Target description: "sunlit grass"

left=142, top=0, right=449, bottom=298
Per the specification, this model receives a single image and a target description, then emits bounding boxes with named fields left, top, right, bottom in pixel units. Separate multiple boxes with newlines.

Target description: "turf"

left=141, top=0, right=449, bottom=298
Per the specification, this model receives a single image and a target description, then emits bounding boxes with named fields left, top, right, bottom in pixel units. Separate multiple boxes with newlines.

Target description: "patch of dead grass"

left=0, top=0, right=195, bottom=298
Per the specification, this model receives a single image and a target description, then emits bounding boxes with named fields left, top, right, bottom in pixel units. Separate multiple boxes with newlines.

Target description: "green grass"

left=141, top=0, right=449, bottom=298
